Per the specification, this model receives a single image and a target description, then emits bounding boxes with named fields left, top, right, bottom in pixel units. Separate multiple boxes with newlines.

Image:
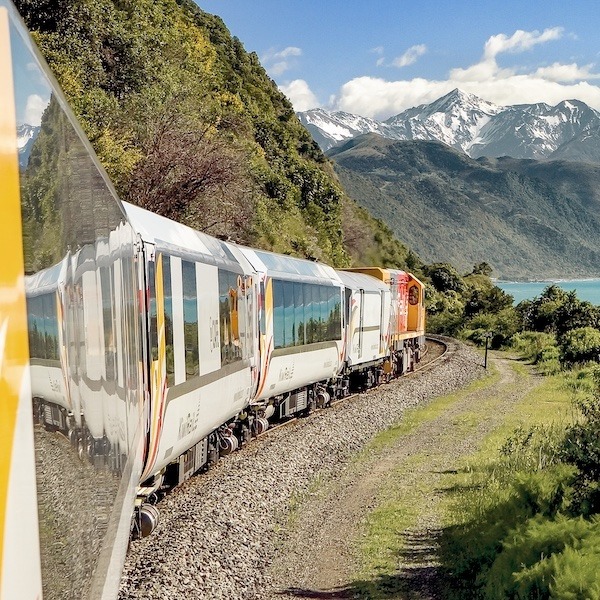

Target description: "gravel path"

left=267, top=350, right=542, bottom=599
left=119, top=338, right=486, bottom=599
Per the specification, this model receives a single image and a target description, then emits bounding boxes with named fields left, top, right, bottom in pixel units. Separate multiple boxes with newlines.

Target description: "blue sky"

left=196, top=0, right=600, bottom=119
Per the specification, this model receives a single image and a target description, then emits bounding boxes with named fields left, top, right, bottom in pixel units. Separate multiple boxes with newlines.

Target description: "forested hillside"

left=15, top=0, right=415, bottom=270
left=330, top=134, right=600, bottom=280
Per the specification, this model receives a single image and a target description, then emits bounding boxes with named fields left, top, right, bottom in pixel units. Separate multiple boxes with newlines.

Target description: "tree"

left=425, top=263, right=464, bottom=293
left=469, top=261, right=493, bottom=277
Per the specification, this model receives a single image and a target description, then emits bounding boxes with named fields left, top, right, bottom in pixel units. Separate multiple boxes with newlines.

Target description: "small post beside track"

left=484, top=331, right=493, bottom=369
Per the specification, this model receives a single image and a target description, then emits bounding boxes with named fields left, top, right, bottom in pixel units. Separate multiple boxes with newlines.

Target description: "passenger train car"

left=0, top=2, right=425, bottom=598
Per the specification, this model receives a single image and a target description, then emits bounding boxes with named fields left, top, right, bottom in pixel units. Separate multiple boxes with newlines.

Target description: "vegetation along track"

left=119, top=337, right=481, bottom=600
left=267, top=349, right=543, bottom=599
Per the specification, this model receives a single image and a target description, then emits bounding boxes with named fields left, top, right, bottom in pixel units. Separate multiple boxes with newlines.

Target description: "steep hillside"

left=15, top=0, right=417, bottom=270
left=329, top=134, right=600, bottom=279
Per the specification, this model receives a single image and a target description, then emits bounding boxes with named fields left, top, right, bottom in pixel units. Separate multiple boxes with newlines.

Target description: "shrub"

left=559, top=327, right=600, bottom=367
left=485, top=514, right=600, bottom=600
left=511, top=331, right=558, bottom=364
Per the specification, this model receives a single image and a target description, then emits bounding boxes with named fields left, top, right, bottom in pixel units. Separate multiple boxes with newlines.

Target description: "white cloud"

left=279, top=79, right=319, bottom=111
left=483, top=27, right=563, bottom=60
left=533, top=62, right=600, bottom=82
left=329, top=27, right=600, bottom=119
left=392, top=44, right=427, bottom=68
left=24, top=94, right=47, bottom=126
left=262, top=46, right=302, bottom=76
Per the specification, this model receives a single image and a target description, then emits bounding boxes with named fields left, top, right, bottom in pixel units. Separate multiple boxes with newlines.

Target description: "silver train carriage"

left=122, top=202, right=260, bottom=496
left=337, top=270, right=392, bottom=389
left=235, top=246, right=346, bottom=420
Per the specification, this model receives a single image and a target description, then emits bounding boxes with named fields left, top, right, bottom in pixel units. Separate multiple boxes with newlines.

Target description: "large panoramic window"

left=272, top=280, right=342, bottom=350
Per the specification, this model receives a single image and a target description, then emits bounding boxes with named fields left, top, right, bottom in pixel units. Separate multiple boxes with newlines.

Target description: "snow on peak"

left=297, top=91, right=600, bottom=160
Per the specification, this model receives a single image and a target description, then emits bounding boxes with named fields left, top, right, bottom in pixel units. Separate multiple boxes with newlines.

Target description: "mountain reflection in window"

left=272, top=280, right=341, bottom=349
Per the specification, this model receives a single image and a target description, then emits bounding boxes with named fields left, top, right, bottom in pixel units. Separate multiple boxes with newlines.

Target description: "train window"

left=148, top=260, right=158, bottom=362
left=283, top=281, right=295, bottom=347
left=273, top=279, right=284, bottom=350
left=100, top=266, right=116, bottom=381
left=332, top=288, right=342, bottom=340
left=305, top=284, right=316, bottom=344
left=26, top=293, right=59, bottom=360
left=162, top=255, right=175, bottom=386
left=270, top=281, right=342, bottom=348
left=26, top=295, right=43, bottom=359
left=319, top=286, right=328, bottom=342
left=182, top=261, right=199, bottom=377
left=294, top=283, right=305, bottom=345
left=218, top=270, right=242, bottom=365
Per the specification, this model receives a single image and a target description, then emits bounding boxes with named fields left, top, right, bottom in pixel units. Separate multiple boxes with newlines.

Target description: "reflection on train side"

left=26, top=227, right=140, bottom=475
left=10, top=6, right=146, bottom=592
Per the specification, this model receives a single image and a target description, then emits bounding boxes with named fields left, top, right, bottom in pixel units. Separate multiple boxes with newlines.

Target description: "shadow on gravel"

left=280, top=587, right=355, bottom=599
left=281, top=529, right=445, bottom=599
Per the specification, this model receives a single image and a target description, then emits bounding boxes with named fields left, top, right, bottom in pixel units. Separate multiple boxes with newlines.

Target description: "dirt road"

left=266, top=351, right=542, bottom=599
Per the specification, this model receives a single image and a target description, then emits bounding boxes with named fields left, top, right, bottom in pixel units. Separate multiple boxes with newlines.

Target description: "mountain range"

left=299, top=89, right=600, bottom=163
left=329, top=134, right=600, bottom=280
left=17, top=123, right=40, bottom=168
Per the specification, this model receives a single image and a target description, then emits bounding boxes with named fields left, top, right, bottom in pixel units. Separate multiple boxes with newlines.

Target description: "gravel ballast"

left=119, top=338, right=484, bottom=599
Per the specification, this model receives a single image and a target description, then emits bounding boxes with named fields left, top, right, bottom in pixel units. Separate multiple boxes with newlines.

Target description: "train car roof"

left=336, top=270, right=390, bottom=292
left=24, top=260, right=64, bottom=295
left=122, top=201, right=243, bottom=267
left=235, top=246, right=342, bottom=285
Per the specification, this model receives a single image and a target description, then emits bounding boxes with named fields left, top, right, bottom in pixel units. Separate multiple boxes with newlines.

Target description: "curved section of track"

left=120, top=337, right=482, bottom=600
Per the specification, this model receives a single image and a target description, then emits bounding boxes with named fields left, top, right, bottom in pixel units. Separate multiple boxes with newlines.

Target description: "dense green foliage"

left=442, top=368, right=600, bottom=599
left=424, top=262, right=517, bottom=347
left=441, top=320, right=600, bottom=598
left=330, top=134, right=600, bottom=279
left=15, top=0, right=361, bottom=266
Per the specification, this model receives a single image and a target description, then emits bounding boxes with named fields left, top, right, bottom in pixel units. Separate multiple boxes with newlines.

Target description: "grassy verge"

left=363, top=365, right=500, bottom=457
left=352, top=357, right=578, bottom=599
left=351, top=361, right=504, bottom=598
left=444, top=372, right=573, bottom=525
left=439, top=373, right=581, bottom=599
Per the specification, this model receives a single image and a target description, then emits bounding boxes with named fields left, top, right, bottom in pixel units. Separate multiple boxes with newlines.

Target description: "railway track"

left=259, top=337, right=448, bottom=437
left=120, top=338, right=481, bottom=600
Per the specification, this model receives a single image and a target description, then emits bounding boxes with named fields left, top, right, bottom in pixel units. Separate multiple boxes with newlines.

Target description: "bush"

left=512, top=331, right=558, bottom=364
left=559, top=327, right=600, bottom=367
left=485, top=514, right=600, bottom=600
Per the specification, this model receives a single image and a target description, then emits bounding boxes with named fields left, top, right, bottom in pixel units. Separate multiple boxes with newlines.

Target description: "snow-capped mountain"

left=298, top=89, right=600, bottom=161
left=468, top=99, right=600, bottom=160
left=385, top=89, right=503, bottom=154
left=17, top=123, right=40, bottom=168
left=297, top=108, right=403, bottom=151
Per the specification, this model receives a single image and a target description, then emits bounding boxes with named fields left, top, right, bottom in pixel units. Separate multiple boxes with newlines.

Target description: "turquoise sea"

left=496, top=279, right=600, bottom=305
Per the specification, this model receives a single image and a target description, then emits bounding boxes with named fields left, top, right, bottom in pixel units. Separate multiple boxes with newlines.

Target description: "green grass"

left=350, top=357, right=576, bottom=599
left=356, top=454, right=428, bottom=594
left=438, top=372, right=577, bottom=599
left=363, top=364, right=500, bottom=457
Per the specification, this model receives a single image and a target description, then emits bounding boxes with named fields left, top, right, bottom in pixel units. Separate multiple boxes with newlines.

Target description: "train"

left=0, top=3, right=424, bottom=599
